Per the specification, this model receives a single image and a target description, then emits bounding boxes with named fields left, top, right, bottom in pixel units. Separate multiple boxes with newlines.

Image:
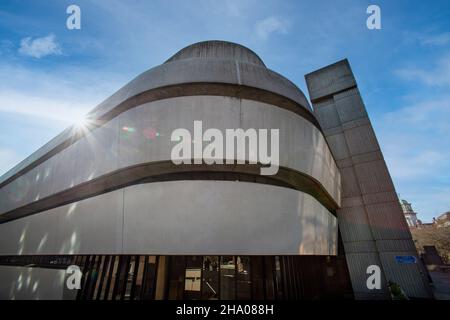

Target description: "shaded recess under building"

left=0, top=41, right=431, bottom=300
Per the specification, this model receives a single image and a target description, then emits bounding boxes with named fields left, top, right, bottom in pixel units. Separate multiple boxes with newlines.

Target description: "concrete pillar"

left=305, top=59, right=432, bottom=299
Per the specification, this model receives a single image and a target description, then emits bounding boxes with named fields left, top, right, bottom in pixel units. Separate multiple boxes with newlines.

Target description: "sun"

left=73, top=115, right=90, bottom=129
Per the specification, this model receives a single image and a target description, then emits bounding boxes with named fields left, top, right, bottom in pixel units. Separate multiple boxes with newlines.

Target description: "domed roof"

left=165, top=40, right=266, bottom=67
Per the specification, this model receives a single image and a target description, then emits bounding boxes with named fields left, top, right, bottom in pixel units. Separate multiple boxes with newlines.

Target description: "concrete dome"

left=165, top=40, right=266, bottom=67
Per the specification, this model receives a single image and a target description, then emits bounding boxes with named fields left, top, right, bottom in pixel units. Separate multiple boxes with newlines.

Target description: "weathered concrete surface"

left=0, top=96, right=340, bottom=221
left=305, top=59, right=432, bottom=299
left=0, top=265, right=77, bottom=300
left=0, top=181, right=337, bottom=256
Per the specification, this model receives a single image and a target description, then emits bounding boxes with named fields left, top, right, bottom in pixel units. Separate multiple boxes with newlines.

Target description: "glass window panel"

left=141, top=256, right=158, bottom=300
left=220, top=256, right=236, bottom=300
left=133, top=256, right=146, bottom=300
left=201, top=256, right=219, bottom=300
left=236, top=256, right=251, bottom=300
left=168, top=256, right=186, bottom=300
left=123, top=256, right=136, bottom=300
left=184, top=256, right=202, bottom=300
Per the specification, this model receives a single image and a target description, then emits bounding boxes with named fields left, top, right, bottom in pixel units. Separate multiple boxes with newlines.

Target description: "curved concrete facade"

left=0, top=41, right=340, bottom=256
left=0, top=181, right=337, bottom=255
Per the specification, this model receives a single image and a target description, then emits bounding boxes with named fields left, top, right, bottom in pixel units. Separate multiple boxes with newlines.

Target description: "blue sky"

left=0, top=0, right=449, bottom=222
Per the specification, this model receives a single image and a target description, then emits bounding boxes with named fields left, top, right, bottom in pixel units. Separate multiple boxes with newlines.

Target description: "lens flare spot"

left=143, top=127, right=159, bottom=140
left=122, top=126, right=135, bottom=133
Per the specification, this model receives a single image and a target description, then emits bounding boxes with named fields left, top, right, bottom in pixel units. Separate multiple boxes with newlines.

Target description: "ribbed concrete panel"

left=354, top=160, right=395, bottom=195
left=344, top=125, right=380, bottom=156
left=340, top=167, right=360, bottom=198
left=0, top=266, right=76, bottom=300
left=336, top=157, right=353, bottom=169
left=365, top=202, right=411, bottom=240
left=123, top=181, right=337, bottom=255
left=165, top=40, right=266, bottom=66
left=238, top=61, right=311, bottom=109
left=313, top=99, right=341, bottom=130
left=305, top=59, right=357, bottom=102
left=341, top=195, right=364, bottom=208
left=379, top=252, right=431, bottom=298
left=345, top=252, right=389, bottom=298
left=343, top=241, right=377, bottom=253
left=362, top=190, right=399, bottom=205
left=0, top=181, right=337, bottom=256
left=337, top=206, right=373, bottom=243
left=0, top=206, right=58, bottom=255
left=241, top=100, right=340, bottom=202
left=376, top=240, right=417, bottom=252
left=0, top=189, right=123, bottom=255
left=326, top=133, right=351, bottom=160
left=0, top=96, right=340, bottom=217
left=306, top=58, right=431, bottom=299
left=334, top=88, right=368, bottom=123
left=55, top=189, right=123, bottom=254
left=351, top=150, right=383, bottom=166
left=117, top=96, right=241, bottom=169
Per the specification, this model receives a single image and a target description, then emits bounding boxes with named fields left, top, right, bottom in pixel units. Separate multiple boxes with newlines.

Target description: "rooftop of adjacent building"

left=437, top=212, right=450, bottom=221
left=400, top=198, right=416, bottom=214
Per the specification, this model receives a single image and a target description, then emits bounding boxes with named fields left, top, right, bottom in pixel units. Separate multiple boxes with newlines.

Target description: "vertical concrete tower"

left=305, top=59, right=432, bottom=299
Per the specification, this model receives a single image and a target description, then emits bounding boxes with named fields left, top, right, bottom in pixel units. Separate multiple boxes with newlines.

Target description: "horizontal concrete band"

left=0, top=57, right=316, bottom=187
left=0, top=161, right=339, bottom=224
left=0, top=266, right=75, bottom=300
left=0, top=96, right=340, bottom=217
left=0, top=181, right=338, bottom=256
left=0, top=84, right=321, bottom=189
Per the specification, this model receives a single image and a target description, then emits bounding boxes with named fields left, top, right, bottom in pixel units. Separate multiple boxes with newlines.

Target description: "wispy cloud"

left=385, top=148, right=447, bottom=180
left=395, top=54, right=450, bottom=87
left=0, top=62, right=126, bottom=177
left=420, top=32, right=450, bottom=46
left=255, top=16, right=289, bottom=40
left=384, top=97, right=450, bottom=133
left=18, top=34, right=62, bottom=58
left=0, top=89, right=91, bottom=124
left=0, top=63, right=125, bottom=126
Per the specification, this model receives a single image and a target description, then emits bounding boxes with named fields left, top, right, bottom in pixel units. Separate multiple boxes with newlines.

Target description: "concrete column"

left=305, top=59, right=432, bottom=299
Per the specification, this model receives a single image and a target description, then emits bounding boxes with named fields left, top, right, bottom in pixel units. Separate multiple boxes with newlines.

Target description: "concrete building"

left=0, top=41, right=431, bottom=300
left=400, top=199, right=419, bottom=227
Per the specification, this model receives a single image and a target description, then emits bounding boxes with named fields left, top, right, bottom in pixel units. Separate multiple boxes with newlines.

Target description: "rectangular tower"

left=305, top=59, right=432, bottom=299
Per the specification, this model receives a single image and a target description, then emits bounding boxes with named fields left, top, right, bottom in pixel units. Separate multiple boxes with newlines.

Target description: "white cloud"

left=255, top=16, right=289, bottom=40
left=0, top=62, right=126, bottom=176
left=0, top=89, right=91, bottom=125
left=0, top=63, right=125, bottom=127
left=377, top=96, right=450, bottom=184
left=395, top=55, right=450, bottom=87
left=18, top=34, right=62, bottom=58
left=377, top=91, right=450, bottom=222
left=385, top=149, right=447, bottom=180
left=384, top=97, right=450, bottom=133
